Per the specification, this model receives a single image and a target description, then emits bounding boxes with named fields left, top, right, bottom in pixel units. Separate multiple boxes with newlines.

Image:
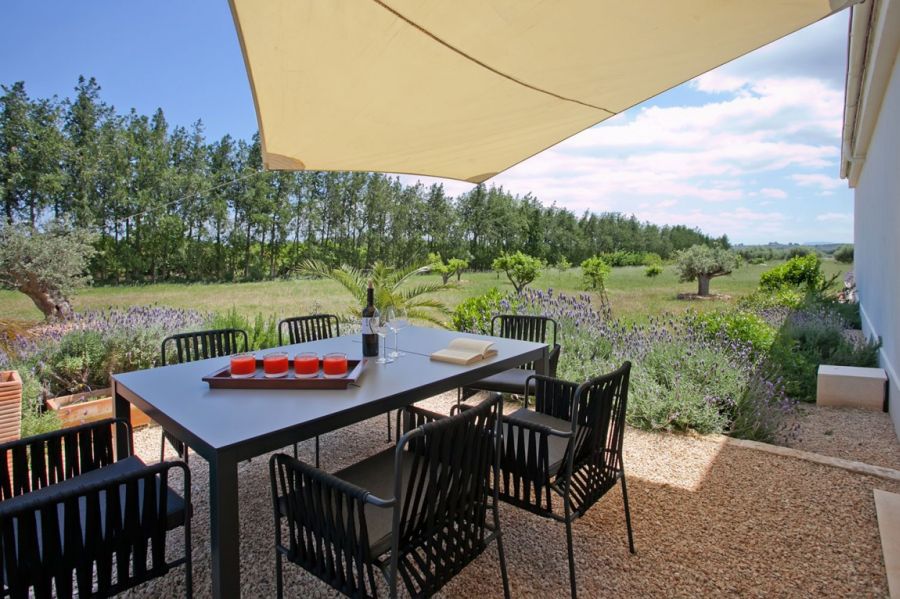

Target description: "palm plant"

left=298, top=260, right=454, bottom=326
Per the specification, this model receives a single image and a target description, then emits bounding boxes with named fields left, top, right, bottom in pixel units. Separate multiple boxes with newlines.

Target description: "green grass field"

left=0, top=260, right=849, bottom=325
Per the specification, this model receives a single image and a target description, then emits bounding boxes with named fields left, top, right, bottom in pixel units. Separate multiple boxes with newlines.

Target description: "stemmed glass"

left=374, top=310, right=394, bottom=364
left=387, top=306, right=408, bottom=359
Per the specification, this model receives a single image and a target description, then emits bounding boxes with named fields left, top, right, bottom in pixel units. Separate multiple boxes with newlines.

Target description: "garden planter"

left=45, top=388, right=152, bottom=429
left=0, top=371, right=23, bottom=445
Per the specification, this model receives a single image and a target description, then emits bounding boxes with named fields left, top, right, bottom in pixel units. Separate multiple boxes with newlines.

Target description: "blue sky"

left=2, top=1, right=853, bottom=244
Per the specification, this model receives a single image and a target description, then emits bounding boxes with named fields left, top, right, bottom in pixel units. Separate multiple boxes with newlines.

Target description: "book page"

left=447, top=338, right=495, bottom=355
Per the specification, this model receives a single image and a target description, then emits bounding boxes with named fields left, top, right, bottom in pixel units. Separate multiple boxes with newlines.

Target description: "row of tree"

left=1, top=77, right=728, bottom=284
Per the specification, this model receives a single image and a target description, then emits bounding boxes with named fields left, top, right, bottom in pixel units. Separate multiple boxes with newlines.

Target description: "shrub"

left=688, top=309, right=777, bottom=355
left=511, top=288, right=792, bottom=440
left=675, top=245, right=740, bottom=296
left=38, top=330, right=108, bottom=396
left=834, top=245, right=854, bottom=264
left=491, top=251, right=542, bottom=293
left=555, top=257, right=572, bottom=271
left=766, top=303, right=879, bottom=401
left=643, top=252, right=663, bottom=267
left=580, top=256, right=612, bottom=291
left=598, top=251, right=646, bottom=267
left=759, top=254, right=824, bottom=291
left=645, top=264, right=663, bottom=278
left=451, top=288, right=505, bottom=334
left=210, top=307, right=279, bottom=351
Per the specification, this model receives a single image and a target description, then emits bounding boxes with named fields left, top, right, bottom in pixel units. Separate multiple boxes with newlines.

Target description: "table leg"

left=536, top=345, right=550, bottom=376
left=112, top=380, right=132, bottom=458
left=210, top=450, right=241, bottom=598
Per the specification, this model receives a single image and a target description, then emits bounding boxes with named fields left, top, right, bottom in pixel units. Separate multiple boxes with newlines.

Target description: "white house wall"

left=854, top=45, right=900, bottom=436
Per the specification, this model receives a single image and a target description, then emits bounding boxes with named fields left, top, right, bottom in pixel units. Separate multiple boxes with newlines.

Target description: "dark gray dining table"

left=112, top=325, right=548, bottom=598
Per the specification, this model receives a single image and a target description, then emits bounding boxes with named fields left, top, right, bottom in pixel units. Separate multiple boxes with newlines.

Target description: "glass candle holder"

left=230, top=354, right=256, bottom=378
left=322, top=353, right=348, bottom=378
left=263, top=352, right=289, bottom=378
left=294, top=352, right=319, bottom=378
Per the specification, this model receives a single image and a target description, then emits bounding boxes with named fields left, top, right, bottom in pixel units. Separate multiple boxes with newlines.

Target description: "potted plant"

left=0, top=370, right=22, bottom=445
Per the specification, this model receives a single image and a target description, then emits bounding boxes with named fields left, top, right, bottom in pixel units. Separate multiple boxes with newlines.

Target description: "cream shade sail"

left=230, top=0, right=854, bottom=183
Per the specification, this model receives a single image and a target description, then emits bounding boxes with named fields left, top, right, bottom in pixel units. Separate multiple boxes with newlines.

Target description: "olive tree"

left=675, top=245, right=740, bottom=296
left=492, top=251, right=542, bottom=293
left=0, top=221, right=97, bottom=319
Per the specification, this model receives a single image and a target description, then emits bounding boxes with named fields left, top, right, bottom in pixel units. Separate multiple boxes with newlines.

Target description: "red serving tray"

left=203, top=358, right=366, bottom=390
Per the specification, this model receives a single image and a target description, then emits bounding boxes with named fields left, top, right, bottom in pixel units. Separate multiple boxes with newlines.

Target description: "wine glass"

left=387, top=305, right=408, bottom=359
left=374, top=310, right=394, bottom=364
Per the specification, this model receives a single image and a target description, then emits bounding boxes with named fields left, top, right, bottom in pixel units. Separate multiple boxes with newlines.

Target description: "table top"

left=112, top=326, right=546, bottom=460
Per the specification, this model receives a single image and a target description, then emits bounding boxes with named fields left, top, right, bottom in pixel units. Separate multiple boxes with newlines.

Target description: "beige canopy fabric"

left=230, top=0, right=854, bottom=183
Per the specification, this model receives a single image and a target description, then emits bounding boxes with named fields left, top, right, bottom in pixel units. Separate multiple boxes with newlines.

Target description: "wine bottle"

left=362, top=280, right=379, bottom=357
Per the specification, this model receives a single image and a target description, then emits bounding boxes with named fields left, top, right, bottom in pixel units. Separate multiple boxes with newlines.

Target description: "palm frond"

left=400, top=282, right=456, bottom=301
left=387, top=262, right=432, bottom=290
left=407, top=308, right=449, bottom=328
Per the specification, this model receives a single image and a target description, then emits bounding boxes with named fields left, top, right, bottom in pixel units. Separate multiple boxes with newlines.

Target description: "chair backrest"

left=0, top=460, right=189, bottom=597
left=561, top=362, right=631, bottom=478
left=278, top=314, right=340, bottom=346
left=0, top=418, right=131, bottom=501
left=161, top=328, right=248, bottom=364
left=391, top=393, right=502, bottom=597
left=491, top=314, right=558, bottom=371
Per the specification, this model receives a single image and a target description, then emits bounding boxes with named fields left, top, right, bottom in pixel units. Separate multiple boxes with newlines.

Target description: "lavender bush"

left=4, top=306, right=207, bottom=434
left=460, top=288, right=794, bottom=441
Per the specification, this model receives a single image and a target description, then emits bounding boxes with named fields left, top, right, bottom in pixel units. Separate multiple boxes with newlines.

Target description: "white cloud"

left=758, top=188, right=788, bottom=199
left=791, top=173, right=844, bottom=190
left=815, top=212, right=851, bottom=222
left=398, top=12, right=852, bottom=244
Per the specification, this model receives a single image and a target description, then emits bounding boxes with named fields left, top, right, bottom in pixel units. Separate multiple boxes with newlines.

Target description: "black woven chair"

left=269, top=394, right=509, bottom=598
left=278, top=313, right=340, bottom=346
left=494, top=363, right=634, bottom=598
left=0, top=418, right=192, bottom=598
left=277, top=314, right=345, bottom=467
left=160, top=328, right=249, bottom=464
left=279, top=313, right=393, bottom=462
left=464, top=314, right=561, bottom=398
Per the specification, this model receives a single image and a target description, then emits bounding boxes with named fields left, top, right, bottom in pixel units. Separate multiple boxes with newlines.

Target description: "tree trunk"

left=20, top=282, right=74, bottom=320
left=697, top=275, right=710, bottom=296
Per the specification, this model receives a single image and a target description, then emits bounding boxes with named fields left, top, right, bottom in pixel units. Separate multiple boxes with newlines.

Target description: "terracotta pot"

left=45, top=387, right=152, bottom=429
left=0, top=371, right=22, bottom=445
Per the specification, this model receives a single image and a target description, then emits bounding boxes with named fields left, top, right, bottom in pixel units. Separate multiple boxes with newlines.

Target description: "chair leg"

left=494, top=512, right=511, bottom=599
left=385, top=411, right=392, bottom=442
left=621, top=472, right=636, bottom=554
left=160, top=429, right=166, bottom=463
left=564, top=500, right=577, bottom=599
left=275, top=550, right=284, bottom=599
left=292, top=443, right=298, bottom=459
left=315, top=435, right=320, bottom=469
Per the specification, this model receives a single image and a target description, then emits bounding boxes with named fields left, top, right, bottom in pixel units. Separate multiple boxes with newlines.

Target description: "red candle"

left=263, top=352, right=289, bottom=378
left=294, top=353, right=319, bottom=378
left=322, top=353, right=348, bottom=378
left=230, top=354, right=256, bottom=378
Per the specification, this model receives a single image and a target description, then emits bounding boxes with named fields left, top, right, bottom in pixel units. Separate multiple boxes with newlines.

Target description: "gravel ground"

left=121, top=392, right=898, bottom=598
left=776, top=404, right=900, bottom=471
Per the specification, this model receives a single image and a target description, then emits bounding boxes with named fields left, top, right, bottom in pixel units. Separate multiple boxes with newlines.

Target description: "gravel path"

left=776, top=404, right=900, bottom=471
left=121, top=393, right=898, bottom=598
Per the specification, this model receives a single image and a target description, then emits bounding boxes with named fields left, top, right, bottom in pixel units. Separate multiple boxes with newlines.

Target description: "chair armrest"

left=503, top=411, right=573, bottom=439
left=0, top=459, right=189, bottom=518
left=0, top=418, right=132, bottom=500
left=270, top=454, right=395, bottom=510
left=395, top=404, right=448, bottom=440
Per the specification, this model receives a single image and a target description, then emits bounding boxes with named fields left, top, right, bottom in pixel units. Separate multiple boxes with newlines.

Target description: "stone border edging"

left=719, top=436, right=900, bottom=483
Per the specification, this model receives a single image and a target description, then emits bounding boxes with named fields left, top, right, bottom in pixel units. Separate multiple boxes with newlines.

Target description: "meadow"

left=0, top=260, right=849, bottom=324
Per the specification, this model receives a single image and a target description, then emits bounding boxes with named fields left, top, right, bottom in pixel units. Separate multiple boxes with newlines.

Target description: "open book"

left=430, top=338, right=497, bottom=365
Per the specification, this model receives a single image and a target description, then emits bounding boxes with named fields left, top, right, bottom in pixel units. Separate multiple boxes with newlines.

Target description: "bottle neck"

left=367, top=287, right=374, bottom=307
